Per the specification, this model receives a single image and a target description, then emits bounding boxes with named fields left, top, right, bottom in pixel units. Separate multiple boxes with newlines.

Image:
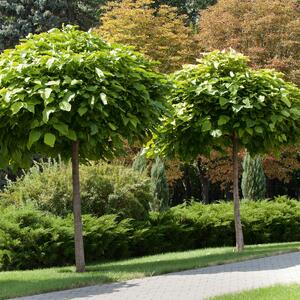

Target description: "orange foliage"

left=198, top=150, right=244, bottom=191
left=263, top=145, right=300, bottom=183
left=95, top=0, right=198, bottom=72
left=197, top=0, right=300, bottom=85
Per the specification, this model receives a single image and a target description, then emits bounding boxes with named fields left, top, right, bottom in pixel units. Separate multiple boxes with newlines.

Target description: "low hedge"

left=1, top=196, right=300, bottom=270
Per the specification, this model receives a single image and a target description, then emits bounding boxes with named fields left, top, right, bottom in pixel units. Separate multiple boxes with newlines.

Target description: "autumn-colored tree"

left=263, top=145, right=300, bottom=183
left=197, top=0, right=300, bottom=85
left=199, top=150, right=244, bottom=192
left=96, top=0, right=197, bottom=73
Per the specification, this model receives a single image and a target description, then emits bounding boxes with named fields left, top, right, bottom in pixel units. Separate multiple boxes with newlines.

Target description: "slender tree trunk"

left=232, top=133, right=244, bottom=251
left=199, top=174, right=209, bottom=204
left=72, top=141, right=86, bottom=272
left=197, top=160, right=209, bottom=204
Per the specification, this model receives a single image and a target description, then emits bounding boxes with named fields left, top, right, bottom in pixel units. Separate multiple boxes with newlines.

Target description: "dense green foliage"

left=241, top=153, right=266, bottom=200
left=0, top=0, right=104, bottom=51
left=0, top=26, right=167, bottom=169
left=148, top=50, right=300, bottom=160
left=1, top=196, right=299, bottom=270
left=0, top=161, right=153, bottom=220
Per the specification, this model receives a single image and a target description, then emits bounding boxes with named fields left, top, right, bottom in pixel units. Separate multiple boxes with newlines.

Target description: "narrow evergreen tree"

left=150, top=157, right=169, bottom=211
left=132, top=150, right=148, bottom=173
left=241, top=153, right=266, bottom=200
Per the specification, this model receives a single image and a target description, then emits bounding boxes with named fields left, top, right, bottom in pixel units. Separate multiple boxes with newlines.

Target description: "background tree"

left=154, top=0, right=217, bottom=24
left=241, top=153, right=266, bottom=200
left=132, top=150, right=148, bottom=173
left=197, top=0, right=300, bottom=85
left=0, top=0, right=105, bottom=51
left=96, top=0, right=198, bottom=73
left=148, top=50, right=300, bottom=251
left=150, top=157, right=169, bottom=211
left=0, top=26, right=166, bottom=271
left=263, top=145, right=300, bottom=183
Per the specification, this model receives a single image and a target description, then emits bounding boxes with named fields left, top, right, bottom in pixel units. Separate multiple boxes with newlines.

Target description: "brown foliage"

left=197, top=0, right=300, bottom=85
left=263, top=145, right=300, bottom=183
left=198, top=150, right=244, bottom=191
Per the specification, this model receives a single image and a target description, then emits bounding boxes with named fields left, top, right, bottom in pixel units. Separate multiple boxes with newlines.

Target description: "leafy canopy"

left=0, top=26, right=167, bottom=168
left=148, top=50, right=300, bottom=160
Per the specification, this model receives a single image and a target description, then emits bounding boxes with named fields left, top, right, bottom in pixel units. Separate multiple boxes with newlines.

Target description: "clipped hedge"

left=1, top=196, right=300, bottom=270
left=0, top=161, right=153, bottom=220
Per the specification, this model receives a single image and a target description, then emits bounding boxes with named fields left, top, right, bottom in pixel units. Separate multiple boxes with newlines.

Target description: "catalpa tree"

left=148, top=50, right=300, bottom=251
left=0, top=26, right=167, bottom=272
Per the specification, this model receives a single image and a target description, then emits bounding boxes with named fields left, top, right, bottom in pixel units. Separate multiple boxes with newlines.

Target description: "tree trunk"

left=200, top=174, right=209, bottom=204
left=72, top=141, right=86, bottom=272
left=232, top=133, right=244, bottom=251
left=197, top=160, right=209, bottom=204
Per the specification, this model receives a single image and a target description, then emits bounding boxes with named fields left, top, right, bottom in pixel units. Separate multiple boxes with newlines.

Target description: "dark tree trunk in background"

left=197, top=159, right=210, bottom=204
left=199, top=173, right=209, bottom=204
left=72, top=141, right=86, bottom=272
left=232, top=133, right=244, bottom=251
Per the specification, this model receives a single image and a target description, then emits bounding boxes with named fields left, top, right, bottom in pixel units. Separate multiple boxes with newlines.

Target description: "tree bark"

left=72, top=141, right=86, bottom=272
left=232, top=133, right=244, bottom=251
left=197, top=160, right=209, bottom=204
left=199, top=174, right=209, bottom=204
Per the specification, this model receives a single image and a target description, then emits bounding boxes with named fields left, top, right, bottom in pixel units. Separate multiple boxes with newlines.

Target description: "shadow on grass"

left=86, top=244, right=300, bottom=275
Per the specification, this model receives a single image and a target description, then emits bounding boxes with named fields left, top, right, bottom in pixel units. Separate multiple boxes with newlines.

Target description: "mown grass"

left=212, top=284, right=300, bottom=300
left=1, top=242, right=300, bottom=299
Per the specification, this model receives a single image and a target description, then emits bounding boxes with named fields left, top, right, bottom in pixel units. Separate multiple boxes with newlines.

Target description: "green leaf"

left=100, top=93, right=108, bottom=105
left=46, top=80, right=60, bottom=86
left=281, top=110, right=290, bottom=117
left=255, top=126, right=263, bottom=134
left=108, top=122, right=117, bottom=130
left=41, top=88, right=52, bottom=100
left=219, top=97, right=227, bottom=106
left=218, top=115, right=230, bottom=126
left=90, top=124, right=98, bottom=135
left=11, top=102, right=24, bottom=114
left=53, top=123, right=69, bottom=136
left=46, top=57, right=55, bottom=68
left=211, top=129, right=222, bottom=137
left=71, top=79, right=82, bottom=86
left=245, top=127, right=253, bottom=135
left=44, top=133, right=56, bottom=147
left=78, top=106, right=88, bottom=116
left=202, top=120, right=211, bottom=132
left=96, top=68, right=104, bottom=79
left=42, top=107, right=55, bottom=123
left=27, top=130, right=42, bottom=149
left=67, top=129, right=77, bottom=141
left=59, top=101, right=72, bottom=111
left=281, top=97, right=291, bottom=107
left=63, top=92, right=76, bottom=103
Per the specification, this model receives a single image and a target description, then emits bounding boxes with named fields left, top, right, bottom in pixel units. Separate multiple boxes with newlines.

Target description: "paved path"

left=14, top=252, right=300, bottom=300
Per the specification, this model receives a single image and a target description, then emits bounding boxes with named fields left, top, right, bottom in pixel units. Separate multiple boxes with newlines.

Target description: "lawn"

left=1, top=242, right=300, bottom=299
left=212, top=284, right=300, bottom=299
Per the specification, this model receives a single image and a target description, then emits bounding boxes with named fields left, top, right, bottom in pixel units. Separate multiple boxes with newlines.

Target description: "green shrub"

left=1, top=196, right=300, bottom=270
left=0, top=161, right=152, bottom=220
